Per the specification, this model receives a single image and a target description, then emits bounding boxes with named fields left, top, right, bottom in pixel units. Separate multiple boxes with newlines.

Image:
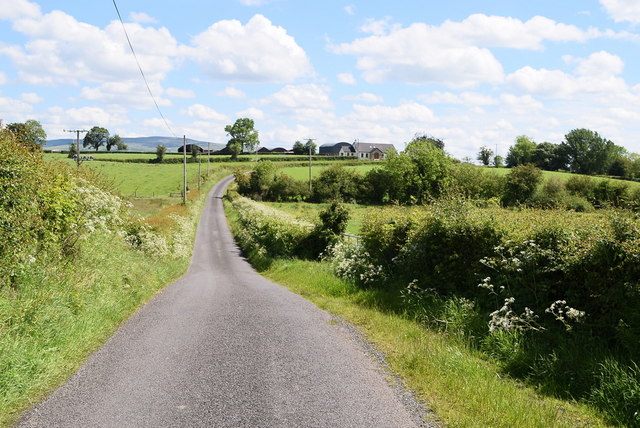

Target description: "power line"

left=111, top=0, right=177, bottom=138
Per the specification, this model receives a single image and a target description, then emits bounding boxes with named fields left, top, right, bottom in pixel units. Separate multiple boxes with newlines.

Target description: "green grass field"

left=278, top=163, right=379, bottom=181
left=484, top=165, right=640, bottom=189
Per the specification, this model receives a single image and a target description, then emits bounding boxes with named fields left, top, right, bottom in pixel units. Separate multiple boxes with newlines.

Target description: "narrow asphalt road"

left=18, top=176, right=426, bottom=428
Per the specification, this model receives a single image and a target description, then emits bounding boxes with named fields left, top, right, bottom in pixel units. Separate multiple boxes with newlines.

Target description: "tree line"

left=478, top=128, right=639, bottom=178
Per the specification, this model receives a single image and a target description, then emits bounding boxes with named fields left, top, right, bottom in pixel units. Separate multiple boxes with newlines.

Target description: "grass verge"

left=0, top=170, right=229, bottom=427
left=224, top=200, right=609, bottom=428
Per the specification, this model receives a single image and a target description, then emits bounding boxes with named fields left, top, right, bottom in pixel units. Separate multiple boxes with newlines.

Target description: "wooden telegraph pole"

left=182, top=135, right=187, bottom=205
left=64, top=129, right=88, bottom=167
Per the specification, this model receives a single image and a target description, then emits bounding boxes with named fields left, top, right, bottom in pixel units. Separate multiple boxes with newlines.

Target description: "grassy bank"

left=0, top=167, right=228, bottom=427
left=224, top=198, right=609, bottom=428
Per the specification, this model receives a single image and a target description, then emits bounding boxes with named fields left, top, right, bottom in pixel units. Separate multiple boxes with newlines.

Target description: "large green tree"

left=304, top=139, right=317, bottom=155
left=106, top=134, right=127, bottom=151
left=292, top=140, right=305, bottom=155
left=505, top=135, right=536, bottom=167
left=563, top=128, right=621, bottom=175
left=477, top=146, right=493, bottom=166
left=225, top=118, right=259, bottom=159
left=5, top=119, right=46, bottom=150
left=411, top=133, right=445, bottom=150
left=83, top=126, right=109, bottom=152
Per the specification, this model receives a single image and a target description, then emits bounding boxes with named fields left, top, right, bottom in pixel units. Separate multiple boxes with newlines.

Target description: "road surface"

left=18, top=176, right=428, bottom=427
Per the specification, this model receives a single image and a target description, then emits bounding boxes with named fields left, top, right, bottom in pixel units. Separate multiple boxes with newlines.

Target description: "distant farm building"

left=319, top=141, right=394, bottom=160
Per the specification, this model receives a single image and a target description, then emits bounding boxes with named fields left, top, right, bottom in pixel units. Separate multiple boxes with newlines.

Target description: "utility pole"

left=198, top=155, right=201, bottom=191
left=305, top=138, right=315, bottom=193
left=207, top=141, right=210, bottom=176
left=182, top=135, right=187, bottom=205
left=64, top=129, right=88, bottom=167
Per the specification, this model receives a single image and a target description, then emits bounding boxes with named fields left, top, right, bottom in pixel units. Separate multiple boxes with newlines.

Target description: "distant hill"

left=45, top=136, right=225, bottom=152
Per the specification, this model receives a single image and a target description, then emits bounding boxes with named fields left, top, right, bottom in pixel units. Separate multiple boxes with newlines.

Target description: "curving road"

left=18, top=176, right=427, bottom=428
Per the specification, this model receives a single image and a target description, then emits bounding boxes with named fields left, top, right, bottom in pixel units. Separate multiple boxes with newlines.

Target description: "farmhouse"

left=318, top=141, right=394, bottom=160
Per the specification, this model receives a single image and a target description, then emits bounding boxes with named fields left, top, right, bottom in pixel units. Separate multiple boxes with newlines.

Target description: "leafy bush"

left=323, top=240, right=386, bottom=287
left=449, top=163, right=505, bottom=200
left=311, top=165, right=362, bottom=203
left=502, top=164, right=543, bottom=206
left=565, top=174, right=596, bottom=200
left=231, top=195, right=314, bottom=262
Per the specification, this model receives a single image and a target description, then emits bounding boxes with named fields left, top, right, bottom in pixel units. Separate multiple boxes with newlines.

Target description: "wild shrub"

left=396, top=200, right=503, bottom=295
left=593, top=179, right=629, bottom=207
left=502, top=164, right=543, bottom=206
left=231, top=195, right=314, bottom=260
left=449, top=163, right=505, bottom=200
left=323, top=240, right=386, bottom=287
left=565, top=174, right=596, bottom=200
left=266, top=173, right=309, bottom=202
left=311, top=165, right=362, bottom=203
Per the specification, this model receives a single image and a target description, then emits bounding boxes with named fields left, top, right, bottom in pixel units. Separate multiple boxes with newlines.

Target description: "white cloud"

left=182, top=104, right=228, bottom=121
left=189, top=14, right=313, bottom=83
left=0, top=0, right=40, bottom=20
left=343, top=92, right=384, bottom=103
left=330, top=22, right=504, bottom=87
left=238, top=0, right=268, bottom=5
left=348, top=102, right=437, bottom=123
left=360, top=18, right=396, bottom=36
left=1, top=10, right=180, bottom=86
left=419, top=91, right=497, bottom=105
left=258, top=84, right=333, bottom=110
left=600, top=0, right=640, bottom=24
left=0, top=95, right=33, bottom=117
left=46, top=105, right=130, bottom=130
left=0, top=72, right=6, bottom=85
left=236, top=107, right=265, bottom=120
left=80, top=81, right=171, bottom=108
left=21, top=92, right=42, bottom=103
left=441, top=14, right=594, bottom=50
left=129, top=12, right=157, bottom=24
left=338, top=73, right=356, bottom=85
left=217, top=87, right=246, bottom=98
left=344, top=5, right=356, bottom=16
left=258, top=84, right=334, bottom=122
left=165, top=87, right=195, bottom=98
left=507, top=51, right=627, bottom=98
left=564, top=50, right=624, bottom=77
left=499, top=93, right=544, bottom=113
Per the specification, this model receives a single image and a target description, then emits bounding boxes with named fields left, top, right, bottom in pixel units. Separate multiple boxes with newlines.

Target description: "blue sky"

left=1, top=0, right=640, bottom=159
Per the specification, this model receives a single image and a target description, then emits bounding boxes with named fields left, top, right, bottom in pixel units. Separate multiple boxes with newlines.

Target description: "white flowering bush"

left=72, top=178, right=128, bottom=234
left=323, top=240, right=386, bottom=287
left=232, top=195, right=314, bottom=258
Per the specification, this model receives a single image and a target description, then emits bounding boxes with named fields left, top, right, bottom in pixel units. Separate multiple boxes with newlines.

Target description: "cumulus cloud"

left=600, top=0, right=640, bottom=24
left=217, top=87, right=246, bottom=98
left=21, top=92, right=42, bottom=103
left=419, top=91, right=497, bottom=105
left=189, top=14, right=313, bottom=83
left=182, top=104, right=228, bottom=121
left=80, top=81, right=171, bottom=108
left=330, top=21, right=505, bottom=87
left=343, top=92, right=384, bottom=103
left=0, top=0, right=41, bottom=20
left=258, top=84, right=333, bottom=110
left=338, top=73, right=356, bottom=85
left=129, top=12, right=157, bottom=24
left=441, top=14, right=594, bottom=50
left=236, top=107, right=265, bottom=120
left=507, top=51, right=627, bottom=98
left=344, top=5, right=356, bottom=15
left=0, top=72, right=6, bottom=85
left=1, top=9, right=180, bottom=86
left=348, top=102, right=437, bottom=123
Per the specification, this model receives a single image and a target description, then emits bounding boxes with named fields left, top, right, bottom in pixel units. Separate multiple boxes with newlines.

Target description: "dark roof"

left=270, top=147, right=289, bottom=153
left=257, top=147, right=271, bottom=153
left=319, top=142, right=355, bottom=155
left=353, top=142, right=395, bottom=153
